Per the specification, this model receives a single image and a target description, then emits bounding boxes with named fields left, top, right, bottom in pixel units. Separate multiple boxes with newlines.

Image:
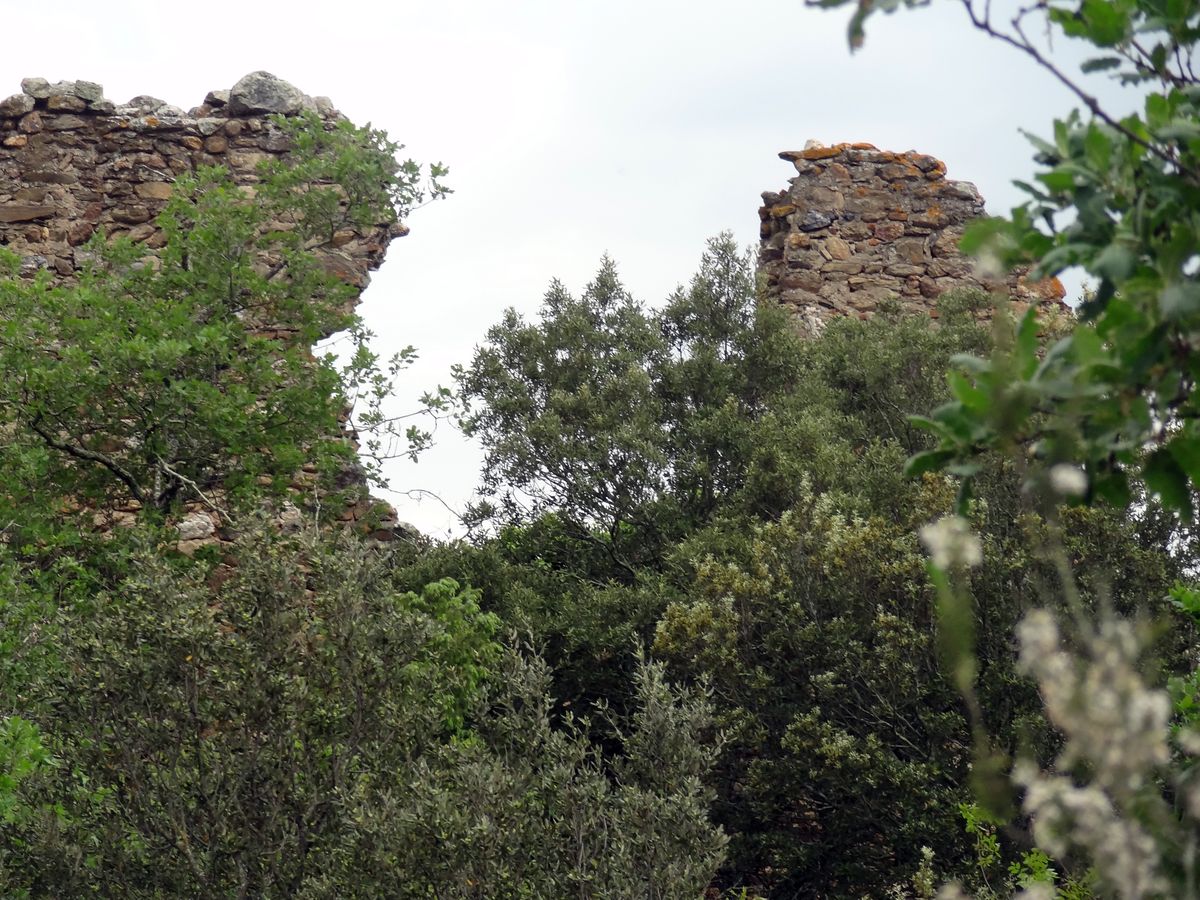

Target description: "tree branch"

left=961, top=0, right=1200, bottom=183
left=29, top=414, right=146, bottom=505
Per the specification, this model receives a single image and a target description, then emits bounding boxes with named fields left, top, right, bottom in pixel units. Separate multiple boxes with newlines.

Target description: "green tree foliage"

left=0, top=526, right=724, bottom=898
left=454, top=239, right=1190, bottom=896
left=0, top=113, right=441, bottom=546
left=0, top=112, right=727, bottom=898
left=812, top=2, right=1200, bottom=895
left=459, top=236, right=802, bottom=556
left=817, top=0, right=1200, bottom=519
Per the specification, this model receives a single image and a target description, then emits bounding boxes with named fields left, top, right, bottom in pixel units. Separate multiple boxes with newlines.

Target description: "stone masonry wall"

left=0, top=72, right=400, bottom=297
left=759, top=142, right=1065, bottom=335
left=0, top=72, right=405, bottom=549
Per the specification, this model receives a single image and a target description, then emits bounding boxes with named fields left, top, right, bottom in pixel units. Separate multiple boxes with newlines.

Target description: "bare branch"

left=156, top=456, right=233, bottom=524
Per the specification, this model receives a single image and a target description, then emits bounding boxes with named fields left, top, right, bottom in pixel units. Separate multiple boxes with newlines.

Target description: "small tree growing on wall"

left=0, top=111, right=449, bottom=536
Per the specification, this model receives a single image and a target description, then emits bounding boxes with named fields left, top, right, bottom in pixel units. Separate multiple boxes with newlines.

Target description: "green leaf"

left=947, top=370, right=988, bottom=412
left=1080, top=0, right=1129, bottom=46
left=1019, top=129, right=1060, bottom=161
left=1090, top=242, right=1136, bottom=283
left=959, top=217, right=1015, bottom=256
left=1156, top=120, right=1200, bottom=141
left=905, top=448, right=957, bottom=478
left=1168, top=431, right=1200, bottom=486
left=1092, top=469, right=1131, bottom=508
left=1146, top=93, right=1171, bottom=129
left=1080, top=56, right=1123, bottom=73
left=1016, top=308, right=1040, bottom=378
left=1160, top=281, right=1200, bottom=320
left=1037, top=169, right=1077, bottom=193
left=1144, top=447, right=1194, bottom=519
left=1084, top=123, right=1114, bottom=170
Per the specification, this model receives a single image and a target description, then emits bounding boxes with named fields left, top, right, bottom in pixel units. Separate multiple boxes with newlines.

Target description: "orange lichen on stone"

left=770, top=204, right=797, bottom=217
left=916, top=204, right=944, bottom=224
left=762, top=142, right=1070, bottom=337
left=1020, top=275, right=1067, bottom=302
left=797, top=146, right=842, bottom=160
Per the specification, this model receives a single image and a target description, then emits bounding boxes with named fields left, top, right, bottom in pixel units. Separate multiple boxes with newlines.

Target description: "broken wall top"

left=759, top=142, right=1066, bottom=335
left=0, top=72, right=403, bottom=303
left=0, top=72, right=408, bottom=547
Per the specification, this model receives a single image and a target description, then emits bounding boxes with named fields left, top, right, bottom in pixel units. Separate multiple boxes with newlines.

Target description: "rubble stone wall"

left=0, top=72, right=398, bottom=296
left=759, top=142, right=1065, bottom=335
left=0, top=73, right=404, bottom=549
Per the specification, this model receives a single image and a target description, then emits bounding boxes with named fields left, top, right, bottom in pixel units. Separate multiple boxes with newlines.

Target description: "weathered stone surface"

left=43, top=114, right=87, bottom=131
left=0, top=93, right=35, bottom=117
left=127, top=94, right=166, bottom=113
left=824, top=235, right=851, bottom=260
left=20, top=77, right=50, bottom=99
left=761, top=141, right=1067, bottom=335
left=134, top=182, right=174, bottom=201
left=227, top=71, right=305, bottom=116
left=47, top=94, right=86, bottom=113
left=0, top=204, right=56, bottom=223
left=798, top=210, right=834, bottom=232
left=73, top=80, right=104, bottom=102
left=177, top=511, right=216, bottom=542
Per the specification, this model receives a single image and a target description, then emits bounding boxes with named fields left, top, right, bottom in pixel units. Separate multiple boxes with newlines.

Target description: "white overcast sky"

left=3, top=1, right=1141, bottom=537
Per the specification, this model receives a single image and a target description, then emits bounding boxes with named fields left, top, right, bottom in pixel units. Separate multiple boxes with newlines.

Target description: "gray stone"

left=276, top=502, right=303, bottom=534
left=259, top=128, right=291, bottom=152
left=177, top=512, right=216, bottom=541
left=822, top=259, right=865, bottom=275
left=313, top=96, right=337, bottom=118
left=227, top=71, right=305, bottom=116
left=204, top=89, right=230, bottom=108
left=73, top=81, right=104, bottom=102
left=19, top=254, right=49, bottom=275
left=394, top=521, right=423, bottom=542
left=0, top=93, right=35, bottom=117
left=798, top=210, right=835, bottom=232
left=196, top=117, right=224, bottom=136
left=88, top=99, right=115, bottom=114
left=156, top=104, right=185, bottom=118
left=942, top=181, right=983, bottom=203
left=127, top=95, right=166, bottom=112
left=46, top=94, right=87, bottom=113
left=20, top=77, right=50, bottom=99
left=43, top=115, right=87, bottom=131
left=47, top=81, right=81, bottom=98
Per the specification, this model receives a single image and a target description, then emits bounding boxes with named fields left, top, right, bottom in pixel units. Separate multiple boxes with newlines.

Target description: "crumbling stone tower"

left=759, top=142, right=1065, bottom=334
left=0, top=72, right=405, bottom=550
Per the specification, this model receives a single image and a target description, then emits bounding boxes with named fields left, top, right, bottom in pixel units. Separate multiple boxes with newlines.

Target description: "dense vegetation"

left=1, top=1, right=1200, bottom=896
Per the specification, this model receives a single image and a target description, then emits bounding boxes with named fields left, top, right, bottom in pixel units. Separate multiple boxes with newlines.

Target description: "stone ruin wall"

left=759, top=142, right=1066, bottom=334
left=0, top=72, right=405, bottom=551
left=0, top=84, right=1068, bottom=547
